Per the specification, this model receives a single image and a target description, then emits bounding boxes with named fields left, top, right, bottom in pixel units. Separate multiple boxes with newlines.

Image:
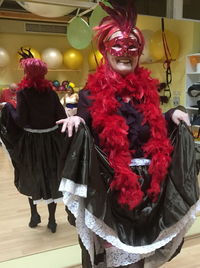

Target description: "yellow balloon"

left=63, top=48, right=83, bottom=70
left=149, top=30, right=180, bottom=61
left=17, top=47, right=41, bottom=61
left=69, top=82, right=75, bottom=88
left=88, top=50, right=103, bottom=70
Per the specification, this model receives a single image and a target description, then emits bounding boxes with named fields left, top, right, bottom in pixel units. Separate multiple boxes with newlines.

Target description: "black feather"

left=18, top=47, right=34, bottom=60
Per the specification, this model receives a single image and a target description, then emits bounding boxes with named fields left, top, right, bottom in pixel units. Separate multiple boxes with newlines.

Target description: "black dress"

left=0, top=87, right=68, bottom=203
left=59, top=90, right=200, bottom=267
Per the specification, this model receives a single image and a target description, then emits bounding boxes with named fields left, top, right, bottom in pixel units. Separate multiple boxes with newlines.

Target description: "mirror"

left=0, top=145, right=79, bottom=262
left=0, top=1, right=200, bottom=267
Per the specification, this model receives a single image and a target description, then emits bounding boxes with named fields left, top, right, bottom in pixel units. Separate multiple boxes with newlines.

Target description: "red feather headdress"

left=95, top=0, right=144, bottom=56
left=18, top=47, right=51, bottom=92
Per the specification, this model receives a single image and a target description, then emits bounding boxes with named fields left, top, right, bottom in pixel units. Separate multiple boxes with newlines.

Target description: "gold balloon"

left=17, top=47, right=41, bottom=60
left=63, top=48, right=83, bottom=70
left=88, top=50, right=103, bottom=70
left=149, top=30, right=180, bottom=61
left=69, top=82, right=75, bottom=88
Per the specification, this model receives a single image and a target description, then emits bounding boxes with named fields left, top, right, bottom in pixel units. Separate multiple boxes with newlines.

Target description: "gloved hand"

left=172, top=109, right=190, bottom=126
left=56, top=116, right=85, bottom=137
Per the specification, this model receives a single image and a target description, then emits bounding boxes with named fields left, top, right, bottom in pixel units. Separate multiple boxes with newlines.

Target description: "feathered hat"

left=18, top=47, right=48, bottom=79
left=18, top=47, right=50, bottom=91
left=95, top=0, right=144, bottom=56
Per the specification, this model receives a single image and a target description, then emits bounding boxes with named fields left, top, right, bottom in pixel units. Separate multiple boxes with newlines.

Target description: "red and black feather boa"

left=87, top=64, right=173, bottom=210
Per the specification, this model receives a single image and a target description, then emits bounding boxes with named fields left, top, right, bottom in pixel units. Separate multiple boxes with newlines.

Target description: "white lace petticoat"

left=59, top=178, right=200, bottom=267
left=32, top=197, right=63, bottom=205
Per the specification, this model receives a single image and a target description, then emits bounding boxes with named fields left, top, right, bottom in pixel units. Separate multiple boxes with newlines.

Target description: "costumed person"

left=0, top=83, right=18, bottom=108
left=57, top=0, right=200, bottom=267
left=0, top=48, right=68, bottom=233
left=60, top=83, right=79, bottom=117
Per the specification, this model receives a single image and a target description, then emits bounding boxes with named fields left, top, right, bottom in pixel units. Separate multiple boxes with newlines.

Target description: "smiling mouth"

left=116, top=58, right=132, bottom=64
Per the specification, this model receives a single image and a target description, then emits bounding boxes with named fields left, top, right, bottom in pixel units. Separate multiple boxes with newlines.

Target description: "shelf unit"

left=185, top=54, right=200, bottom=145
left=185, top=53, right=200, bottom=109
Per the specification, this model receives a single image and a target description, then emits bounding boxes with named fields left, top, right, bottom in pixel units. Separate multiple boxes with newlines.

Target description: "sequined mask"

left=105, top=35, right=140, bottom=57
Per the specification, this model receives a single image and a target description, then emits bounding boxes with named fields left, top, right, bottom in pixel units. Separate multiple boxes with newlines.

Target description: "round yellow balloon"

left=69, top=82, right=75, bottom=88
left=17, top=47, right=41, bottom=61
left=63, top=48, right=83, bottom=70
left=149, top=30, right=180, bottom=61
left=88, top=50, right=103, bottom=70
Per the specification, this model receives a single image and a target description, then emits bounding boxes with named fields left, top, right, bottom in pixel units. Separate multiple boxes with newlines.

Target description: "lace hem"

left=59, top=178, right=87, bottom=198
left=105, top=246, right=152, bottom=267
left=84, top=200, right=200, bottom=254
left=62, top=189, right=200, bottom=267
left=105, top=223, right=187, bottom=267
left=32, top=197, right=63, bottom=205
left=144, top=227, right=186, bottom=268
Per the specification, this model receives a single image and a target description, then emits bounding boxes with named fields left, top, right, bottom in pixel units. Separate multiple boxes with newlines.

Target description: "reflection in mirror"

left=0, top=1, right=83, bottom=263
left=0, top=145, right=78, bottom=262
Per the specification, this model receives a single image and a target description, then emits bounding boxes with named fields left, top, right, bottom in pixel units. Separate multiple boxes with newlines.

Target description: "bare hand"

left=172, top=109, right=190, bottom=126
left=56, top=116, right=85, bottom=137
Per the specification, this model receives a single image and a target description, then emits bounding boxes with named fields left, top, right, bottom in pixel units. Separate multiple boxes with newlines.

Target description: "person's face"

left=67, top=87, right=73, bottom=95
left=9, top=83, right=17, bottom=93
left=105, top=31, right=139, bottom=76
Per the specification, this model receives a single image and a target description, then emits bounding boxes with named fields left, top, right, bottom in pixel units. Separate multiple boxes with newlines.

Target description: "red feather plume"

left=99, top=0, right=137, bottom=35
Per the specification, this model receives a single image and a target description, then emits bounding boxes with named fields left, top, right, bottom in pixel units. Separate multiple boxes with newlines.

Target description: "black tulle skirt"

left=59, top=123, right=200, bottom=267
left=0, top=107, right=68, bottom=202
left=13, top=128, right=68, bottom=201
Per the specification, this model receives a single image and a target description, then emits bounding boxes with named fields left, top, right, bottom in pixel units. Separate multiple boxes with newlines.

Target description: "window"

left=135, top=0, right=167, bottom=17
left=183, top=0, right=200, bottom=20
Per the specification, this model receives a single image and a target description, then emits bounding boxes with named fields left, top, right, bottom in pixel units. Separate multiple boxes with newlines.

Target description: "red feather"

left=99, top=0, right=137, bottom=35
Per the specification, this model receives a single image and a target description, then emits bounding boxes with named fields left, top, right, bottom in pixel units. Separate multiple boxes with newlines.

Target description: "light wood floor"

left=0, top=145, right=78, bottom=262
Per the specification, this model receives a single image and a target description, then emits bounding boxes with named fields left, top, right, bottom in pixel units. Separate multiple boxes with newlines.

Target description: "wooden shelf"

left=15, top=68, right=81, bottom=72
left=186, top=107, right=198, bottom=111
left=187, top=53, right=200, bottom=57
left=187, top=72, right=200, bottom=75
left=48, top=69, right=81, bottom=72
